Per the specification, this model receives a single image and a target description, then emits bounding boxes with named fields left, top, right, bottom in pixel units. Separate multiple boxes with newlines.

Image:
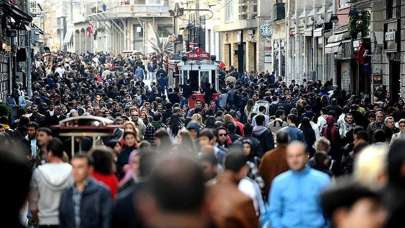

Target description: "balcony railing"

left=274, top=3, right=285, bottom=21
left=92, top=3, right=170, bottom=19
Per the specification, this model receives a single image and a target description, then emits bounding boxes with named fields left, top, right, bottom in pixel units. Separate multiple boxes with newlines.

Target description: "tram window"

left=211, top=70, right=216, bottom=90
left=201, top=71, right=209, bottom=91
left=182, top=70, right=188, bottom=85
left=190, top=70, right=199, bottom=91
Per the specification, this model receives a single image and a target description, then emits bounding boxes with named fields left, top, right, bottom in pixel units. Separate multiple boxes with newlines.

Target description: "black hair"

left=387, top=139, right=405, bottom=186
left=287, top=114, right=298, bottom=125
left=258, top=106, right=266, bottom=113
left=37, top=127, right=53, bottom=136
left=199, top=129, right=215, bottom=140
left=215, top=127, right=227, bottom=136
left=224, top=150, right=247, bottom=172
left=255, top=114, right=265, bottom=126
left=372, top=129, right=386, bottom=143
left=89, top=146, right=114, bottom=175
left=276, top=130, right=289, bottom=144
left=46, top=138, right=65, bottom=159
left=354, top=129, right=368, bottom=142
left=321, top=178, right=381, bottom=223
left=27, top=121, right=39, bottom=129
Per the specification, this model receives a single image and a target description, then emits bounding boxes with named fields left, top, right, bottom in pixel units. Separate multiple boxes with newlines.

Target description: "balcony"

left=89, top=3, right=170, bottom=20
left=274, top=2, right=285, bottom=21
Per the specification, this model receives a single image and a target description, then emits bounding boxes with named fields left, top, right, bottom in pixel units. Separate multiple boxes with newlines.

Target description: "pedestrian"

left=268, top=141, right=330, bottom=228
left=89, top=146, right=119, bottom=198
left=252, top=114, right=274, bottom=153
left=0, top=137, right=33, bottom=228
left=29, top=138, right=73, bottom=228
left=59, top=154, right=113, bottom=228
left=206, top=150, right=259, bottom=228
left=321, top=178, right=386, bottom=228
left=259, top=130, right=290, bottom=199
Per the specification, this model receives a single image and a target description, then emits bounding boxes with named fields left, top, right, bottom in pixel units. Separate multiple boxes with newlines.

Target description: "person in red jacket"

left=89, top=146, right=119, bottom=198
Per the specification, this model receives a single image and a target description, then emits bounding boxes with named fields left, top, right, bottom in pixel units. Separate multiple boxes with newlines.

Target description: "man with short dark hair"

left=269, top=142, right=330, bottom=228
left=198, top=152, right=219, bottom=183
left=281, top=114, right=305, bottom=142
left=367, top=111, right=385, bottom=137
left=252, top=105, right=269, bottom=127
left=59, top=154, right=112, bottom=228
left=207, top=150, right=258, bottom=228
left=26, top=122, right=39, bottom=159
left=29, top=138, right=72, bottom=227
left=321, top=179, right=386, bottom=228
left=199, top=128, right=225, bottom=165
left=216, top=127, right=229, bottom=148
left=252, top=114, right=274, bottom=153
left=136, top=154, right=210, bottom=228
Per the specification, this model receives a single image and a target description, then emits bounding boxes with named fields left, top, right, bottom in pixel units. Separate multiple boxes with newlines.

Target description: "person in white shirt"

left=391, top=119, right=405, bottom=143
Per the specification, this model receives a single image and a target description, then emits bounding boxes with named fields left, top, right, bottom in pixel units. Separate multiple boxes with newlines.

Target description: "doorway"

left=389, top=60, right=400, bottom=102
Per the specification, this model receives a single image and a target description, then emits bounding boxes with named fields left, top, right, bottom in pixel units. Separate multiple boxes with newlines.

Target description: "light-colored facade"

left=175, top=0, right=221, bottom=58
left=215, top=0, right=260, bottom=72
left=73, top=0, right=173, bottom=55
left=285, top=0, right=335, bottom=84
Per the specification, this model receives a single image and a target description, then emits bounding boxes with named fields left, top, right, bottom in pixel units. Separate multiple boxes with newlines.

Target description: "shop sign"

left=385, top=31, right=396, bottom=41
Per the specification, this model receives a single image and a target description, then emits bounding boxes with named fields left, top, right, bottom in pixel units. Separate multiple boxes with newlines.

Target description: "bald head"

left=286, top=141, right=308, bottom=171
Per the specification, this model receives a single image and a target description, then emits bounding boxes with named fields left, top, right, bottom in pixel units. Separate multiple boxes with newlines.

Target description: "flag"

left=86, top=23, right=94, bottom=37
left=355, top=42, right=366, bottom=64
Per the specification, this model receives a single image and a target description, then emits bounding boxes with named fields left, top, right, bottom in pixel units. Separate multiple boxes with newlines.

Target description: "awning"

left=32, top=24, right=44, bottom=35
left=1, top=2, right=32, bottom=23
left=325, top=42, right=341, bottom=54
left=63, top=29, right=73, bottom=44
left=314, top=28, right=323, bottom=37
left=327, top=33, right=349, bottom=43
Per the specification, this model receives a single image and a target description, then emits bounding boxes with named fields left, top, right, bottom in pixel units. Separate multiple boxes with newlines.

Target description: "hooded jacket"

left=252, top=126, right=274, bottom=153
left=29, top=162, right=73, bottom=225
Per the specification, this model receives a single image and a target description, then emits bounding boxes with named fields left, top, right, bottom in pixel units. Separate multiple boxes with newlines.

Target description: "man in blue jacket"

left=59, top=154, right=112, bottom=228
left=269, top=141, right=330, bottom=228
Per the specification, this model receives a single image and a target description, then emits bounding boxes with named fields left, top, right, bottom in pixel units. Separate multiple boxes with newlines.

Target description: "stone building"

left=73, top=0, right=173, bottom=55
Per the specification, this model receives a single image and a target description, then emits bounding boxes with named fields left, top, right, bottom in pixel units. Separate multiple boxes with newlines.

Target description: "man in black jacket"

left=252, top=114, right=274, bottom=155
left=59, top=154, right=112, bottom=228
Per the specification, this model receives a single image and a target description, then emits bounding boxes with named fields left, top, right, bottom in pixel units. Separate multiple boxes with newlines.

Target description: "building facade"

left=215, top=0, right=260, bottom=73
left=0, top=0, right=32, bottom=101
left=73, top=0, right=173, bottom=55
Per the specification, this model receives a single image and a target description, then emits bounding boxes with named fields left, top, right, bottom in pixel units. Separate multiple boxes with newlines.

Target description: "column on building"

left=401, top=0, right=405, bottom=97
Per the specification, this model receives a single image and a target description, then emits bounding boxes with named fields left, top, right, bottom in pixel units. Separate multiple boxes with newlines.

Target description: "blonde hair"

left=191, top=113, right=203, bottom=125
left=123, top=121, right=137, bottom=131
left=353, top=143, right=388, bottom=189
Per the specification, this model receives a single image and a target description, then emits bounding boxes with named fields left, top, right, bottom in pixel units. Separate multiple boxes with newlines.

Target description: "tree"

left=147, top=23, right=174, bottom=61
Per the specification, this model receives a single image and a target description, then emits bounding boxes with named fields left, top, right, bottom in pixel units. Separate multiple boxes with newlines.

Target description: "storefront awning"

left=314, top=28, right=323, bottom=37
left=325, top=42, right=341, bottom=54
left=32, top=24, right=44, bottom=35
left=63, top=29, right=73, bottom=44
left=1, top=2, right=32, bottom=23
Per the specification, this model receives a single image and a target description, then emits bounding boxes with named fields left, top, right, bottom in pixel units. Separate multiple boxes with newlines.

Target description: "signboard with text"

left=186, top=48, right=210, bottom=60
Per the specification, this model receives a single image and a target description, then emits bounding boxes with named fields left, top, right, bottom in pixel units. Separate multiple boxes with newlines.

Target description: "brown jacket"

left=206, top=172, right=259, bottom=228
left=259, top=144, right=289, bottom=198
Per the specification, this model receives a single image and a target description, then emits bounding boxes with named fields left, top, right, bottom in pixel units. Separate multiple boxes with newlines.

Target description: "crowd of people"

left=1, top=51, right=405, bottom=228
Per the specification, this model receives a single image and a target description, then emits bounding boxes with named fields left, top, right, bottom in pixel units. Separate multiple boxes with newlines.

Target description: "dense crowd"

left=1, top=51, right=405, bottom=228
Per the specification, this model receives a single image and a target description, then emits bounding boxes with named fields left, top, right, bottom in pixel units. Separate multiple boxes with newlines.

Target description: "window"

left=386, top=0, right=393, bottom=19
left=133, top=25, right=143, bottom=38
left=225, top=0, right=234, bottom=22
